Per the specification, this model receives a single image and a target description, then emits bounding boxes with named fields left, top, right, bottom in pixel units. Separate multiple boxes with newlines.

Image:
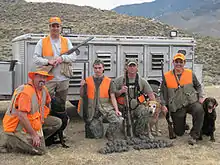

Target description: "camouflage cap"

left=126, top=58, right=138, bottom=66
left=93, top=59, right=104, bottom=66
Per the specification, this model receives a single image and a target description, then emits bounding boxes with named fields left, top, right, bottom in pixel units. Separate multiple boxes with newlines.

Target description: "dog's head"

left=145, top=100, right=161, bottom=117
left=203, top=97, right=218, bottom=113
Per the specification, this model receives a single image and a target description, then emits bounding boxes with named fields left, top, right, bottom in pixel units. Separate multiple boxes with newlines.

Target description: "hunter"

left=78, top=59, right=121, bottom=140
left=160, top=53, right=204, bottom=145
left=1, top=70, right=62, bottom=155
left=33, top=17, right=76, bottom=130
left=114, top=59, right=156, bottom=138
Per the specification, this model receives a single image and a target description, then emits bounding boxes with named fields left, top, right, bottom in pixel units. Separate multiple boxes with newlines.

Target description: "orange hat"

left=49, top=17, right=62, bottom=25
left=173, top=53, right=185, bottom=61
left=28, top=70, right=54, bottom=81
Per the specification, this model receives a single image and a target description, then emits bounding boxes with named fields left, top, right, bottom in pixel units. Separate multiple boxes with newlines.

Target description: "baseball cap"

left=49, top=17, right=62, bottom=25
left=126, top=59, right=138, bottom=66
left=173, top=53, right=185, bottom=61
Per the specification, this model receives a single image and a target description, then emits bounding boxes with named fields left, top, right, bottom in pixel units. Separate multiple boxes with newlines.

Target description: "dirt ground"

left=1, top=86, right=220, bottom=165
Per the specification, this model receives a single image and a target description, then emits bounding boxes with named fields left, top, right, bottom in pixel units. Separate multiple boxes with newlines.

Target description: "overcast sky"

left=25, top=0, right=154, bottom=10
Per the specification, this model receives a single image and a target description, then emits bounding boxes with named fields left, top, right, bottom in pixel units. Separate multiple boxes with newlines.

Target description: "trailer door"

left=147, top=46, right=169, bottom=78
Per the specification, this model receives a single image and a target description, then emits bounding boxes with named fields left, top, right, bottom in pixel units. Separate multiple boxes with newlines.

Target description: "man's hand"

left=161, top=105, right=168, bottom=116
left=115, top=110, right=122, bottom=116
left=31, top=134, right=41, bottom=147
left=53, top=57, right=63, bottom=67
left=48, top=59, right=56, bottom=66
left=80, top=80, right=86, bottom=87
left=120, top=85, right=128, bottom=94
left=199, top=97, right=205, bottom=104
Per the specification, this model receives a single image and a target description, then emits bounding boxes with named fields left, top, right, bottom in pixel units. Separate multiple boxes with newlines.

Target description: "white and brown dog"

left=145, top=100, right=162, bottom=139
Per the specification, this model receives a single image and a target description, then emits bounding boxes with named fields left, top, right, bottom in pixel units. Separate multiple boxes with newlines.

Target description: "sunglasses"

left=174, top=60, right=184, bottom=64
left=51, top=24, right=60, bottom=28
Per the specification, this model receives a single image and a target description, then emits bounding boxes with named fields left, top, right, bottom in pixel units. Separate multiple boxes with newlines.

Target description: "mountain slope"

left=113, top=0, right=220, bottom=37
left=0, top=0, right=220, bottom=84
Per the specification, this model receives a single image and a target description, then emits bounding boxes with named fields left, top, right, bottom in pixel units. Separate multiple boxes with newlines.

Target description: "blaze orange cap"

left=173, top=53, right=185, bottom=61
left=28, top=71, right=54, bottom=81
left=49, top=17, right=62, bottom=25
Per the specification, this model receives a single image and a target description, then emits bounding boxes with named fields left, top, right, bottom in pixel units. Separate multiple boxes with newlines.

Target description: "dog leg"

left=148, top=123, right=154, bottom=139
left=154, top=121, right=162, bottom=136
left=59, top=131, right=70, bottom=148
left=210, top=132, right=215, bottom=142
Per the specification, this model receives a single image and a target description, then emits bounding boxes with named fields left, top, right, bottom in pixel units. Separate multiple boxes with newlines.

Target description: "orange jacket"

left=77, top=76, right=112, bottom=120
left=164, top=69, right=192, bottom=88
left=42, top=35, right=68, bottom=57
left=3, top=82, right=50, bottom=133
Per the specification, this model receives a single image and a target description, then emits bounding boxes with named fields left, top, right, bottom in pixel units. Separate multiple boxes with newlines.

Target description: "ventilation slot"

left=69, top=69, right=82, bottom=87
left=97, top=53, right=111, bottom=71
left=125, top=53, right=138, bottom=63
left=151, top=53, right=164, bottom=70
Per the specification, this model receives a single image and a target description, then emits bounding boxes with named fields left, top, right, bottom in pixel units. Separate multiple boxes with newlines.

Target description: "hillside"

left=113, top=0, right=220, bottom=37
left=0, top=0, right=219, bottom=84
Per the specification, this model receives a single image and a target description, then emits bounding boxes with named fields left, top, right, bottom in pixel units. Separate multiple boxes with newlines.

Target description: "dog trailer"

left=0, top=33, right=198, bottom=104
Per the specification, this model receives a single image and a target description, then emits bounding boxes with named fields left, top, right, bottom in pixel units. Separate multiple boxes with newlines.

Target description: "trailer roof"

left=12, top=33, right=196, bottom=45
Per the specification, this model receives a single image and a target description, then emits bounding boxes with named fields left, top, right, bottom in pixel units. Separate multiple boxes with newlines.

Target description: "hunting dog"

left=45, top=98, right=69, bottom=148
left=199, top=97, right=218, bottom=142
left=145, top=100, right=162, bottom=139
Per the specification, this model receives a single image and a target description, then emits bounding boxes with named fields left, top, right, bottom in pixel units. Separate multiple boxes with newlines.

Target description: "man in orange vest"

left=114, top=59, right=156, bottom=138
left=160, top=53, right=204, bottom=145
left=33, top=17, right=76, bottom=132
left=78, top=59, right=121, bottom=140
left=1, top=71, right=62, bottom=155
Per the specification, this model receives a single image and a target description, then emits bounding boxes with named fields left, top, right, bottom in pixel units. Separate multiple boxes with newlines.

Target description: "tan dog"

left=145, top=100, right=162, bottom=139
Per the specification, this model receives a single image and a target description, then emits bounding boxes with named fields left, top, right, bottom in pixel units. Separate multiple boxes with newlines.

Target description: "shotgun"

left=42, top=36, right=94, bottom=72
left=161, top=60, right=176, bottom=139
left=123, top=70, right=133, bottom=138
left=82, top=62, right=88, bottom=122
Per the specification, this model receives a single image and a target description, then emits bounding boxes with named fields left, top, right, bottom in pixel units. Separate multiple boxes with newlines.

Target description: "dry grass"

left=1, top=86, right=220, bottom=165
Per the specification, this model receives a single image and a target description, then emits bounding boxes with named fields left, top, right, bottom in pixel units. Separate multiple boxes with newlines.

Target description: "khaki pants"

left=46, top=80, right=69, bottom=108
left=4, top=116, right=62, bottom=155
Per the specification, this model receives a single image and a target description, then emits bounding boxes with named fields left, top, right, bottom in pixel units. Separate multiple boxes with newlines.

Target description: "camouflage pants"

left=119, top=104, right=149, bottom=137
left=85, top=110, right=120, bottom=139
left=3, top=116, right=62, bottom=155
left=104, top=110, right=121, bottom=137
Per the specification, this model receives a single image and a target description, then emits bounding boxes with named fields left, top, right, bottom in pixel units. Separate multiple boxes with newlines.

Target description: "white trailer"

left=0, top=33, right=198, bottom=105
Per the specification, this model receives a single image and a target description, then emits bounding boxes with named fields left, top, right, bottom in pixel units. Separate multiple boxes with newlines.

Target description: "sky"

left=25, top=0, right=154, bottom=10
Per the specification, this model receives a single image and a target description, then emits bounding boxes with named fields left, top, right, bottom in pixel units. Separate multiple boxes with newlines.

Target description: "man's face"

left=173, top=59, right=185, bottom=70
left=33, top=74, right=47, bottom=90
left=127, top=63, right=138, bottom=74
left=49, top=23, right=61, bottom=36
left=93, top=64, right=104, bottom=77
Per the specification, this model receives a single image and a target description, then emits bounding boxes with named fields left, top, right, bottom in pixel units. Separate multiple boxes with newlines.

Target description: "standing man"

left=1, top=70, right=62, bottom=155
left=114, top=59, right=156, bottom=138
left=78, top=59, right=121, bottom=140
left=33, top=17, right=76, bottom=120
left=160, top=53, right=204, bottom=145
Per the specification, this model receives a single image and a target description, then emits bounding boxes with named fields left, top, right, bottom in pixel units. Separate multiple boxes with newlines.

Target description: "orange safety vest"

left=164, top=69, right=192, bottom=88
left=3, top=83, right=49, bottom=133
left=77, top=76, right=112, bottom=120
left=117, top=94, right=145, bottom=105
left=42, top=35, right=68, bottom=57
